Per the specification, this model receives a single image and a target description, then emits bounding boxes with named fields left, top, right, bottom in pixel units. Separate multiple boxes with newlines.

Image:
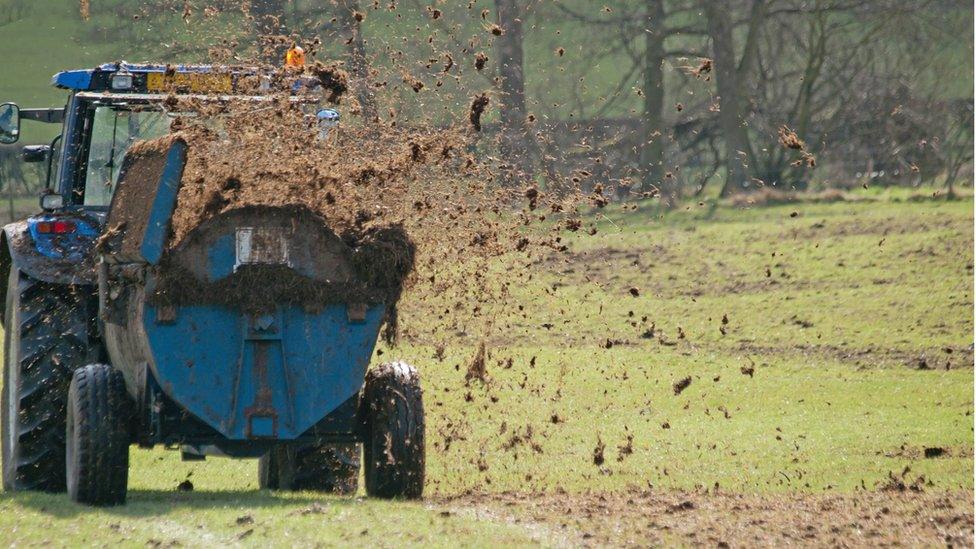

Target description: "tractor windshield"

left=84, top=106, right=172, bottom=206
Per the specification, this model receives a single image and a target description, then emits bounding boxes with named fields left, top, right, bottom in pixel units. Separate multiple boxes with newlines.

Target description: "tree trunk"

left=495, top=0, right=532, bottom=183
left=250, top=0, right=288, bottom=64
left=639, top=0, right=669, bottom=203
left=705, top=0, right=758, bottom=196
left=336, top=0, right=377, bottom=121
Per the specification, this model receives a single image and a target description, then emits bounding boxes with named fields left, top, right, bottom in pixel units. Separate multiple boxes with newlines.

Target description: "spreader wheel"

left=65, top=364, right=131, bottom=506
left=360, top=361, right=425, bottom=499
left=259, top=443, right=359, bottom=494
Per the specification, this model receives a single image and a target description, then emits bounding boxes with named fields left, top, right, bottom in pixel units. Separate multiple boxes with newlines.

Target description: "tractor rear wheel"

left=258, top=443, right=359, bottom=494
left=2, top=270, right=90, bottom=493
left=65, top=364, right=130, bottom=506
left=360, top=361, right=425, bottom=499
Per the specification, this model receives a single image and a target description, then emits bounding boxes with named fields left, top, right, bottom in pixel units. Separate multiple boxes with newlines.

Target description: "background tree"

left=333, top=0, right=377, bottom=121
left=704, top=0, right=765, bottom=196
left=494, top=0, right=532, bottom=183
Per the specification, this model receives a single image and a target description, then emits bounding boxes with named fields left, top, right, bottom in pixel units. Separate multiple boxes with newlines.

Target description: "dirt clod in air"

left=311, top=62, right=349, bottom=103
left=403, top=74, right=424, bottom=93
left=778, top=126, right=805, bottom=150
left=469, top=93, right=490, bottom=131
left=474, top=52, right=489, bottom=71
left=693, top=58, right=712, bottom=78
left=792, top=151, right=817, bottom=168
left=673, top=376, right=692, bottom=395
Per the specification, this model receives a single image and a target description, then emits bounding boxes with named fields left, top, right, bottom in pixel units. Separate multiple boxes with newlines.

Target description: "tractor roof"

left=52, top=62, right=263, bottom=94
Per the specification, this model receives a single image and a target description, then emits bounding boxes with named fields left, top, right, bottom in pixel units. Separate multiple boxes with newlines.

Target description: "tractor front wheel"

left=65, top=364, right=130, bottom=506
left=360, top=361, right=425, bottom=499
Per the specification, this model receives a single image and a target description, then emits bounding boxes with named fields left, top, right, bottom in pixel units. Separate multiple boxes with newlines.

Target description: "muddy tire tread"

left=67, top=364, right=129, bottom=506
left=2, top=273, right=89, bottom=492
left=361, top=361, right=425, bottom=499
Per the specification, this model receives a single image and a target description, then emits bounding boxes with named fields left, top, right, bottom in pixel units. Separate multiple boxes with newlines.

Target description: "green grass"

left=1, top=487, right=540, bottom=546
left=0, top=196, right=972, bottom=545
left=0, top=195, right=41, bottom=225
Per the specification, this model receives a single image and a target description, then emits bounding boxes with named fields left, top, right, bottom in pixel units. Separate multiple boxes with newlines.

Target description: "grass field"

left=0, top=195, right=973, bottom=546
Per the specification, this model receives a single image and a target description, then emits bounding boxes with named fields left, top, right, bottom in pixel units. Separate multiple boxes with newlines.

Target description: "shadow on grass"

left=1, top=488, right=370, bottom=518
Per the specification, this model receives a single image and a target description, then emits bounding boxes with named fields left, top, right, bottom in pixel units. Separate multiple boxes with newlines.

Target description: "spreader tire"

left=257, top=449, right=279, bottom=489
left=361, top=361, right=425, bottom=499
left=2, top=270, right=90, bottom=493
left=259, top=443, right=360, bottom=494
left=65, top=364, right=130, bottom=506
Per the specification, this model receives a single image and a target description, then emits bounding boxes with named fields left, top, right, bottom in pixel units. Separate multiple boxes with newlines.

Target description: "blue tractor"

left=0, top=63, right=425, bottom=505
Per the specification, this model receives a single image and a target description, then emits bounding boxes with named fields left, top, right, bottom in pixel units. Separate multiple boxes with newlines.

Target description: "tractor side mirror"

left=39, top=191, right=64, bottom=211
left=23, top=145, right=50, bottom=163
left=0, top=103, right=20, bottom=144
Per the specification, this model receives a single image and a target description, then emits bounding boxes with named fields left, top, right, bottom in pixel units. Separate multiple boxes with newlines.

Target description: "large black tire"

left=2, top=270, right=90, bottom=492
left=258, top=443, right=359, bottom=494
left=360, top=361, right=425, bottom=499
left=66, top=364, right=130, bottom=506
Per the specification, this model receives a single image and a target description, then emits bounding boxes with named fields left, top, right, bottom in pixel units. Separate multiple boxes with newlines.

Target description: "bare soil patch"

left=733, top=341, right=975, bottom=370
left=440, top=490, right=974, bottom=547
